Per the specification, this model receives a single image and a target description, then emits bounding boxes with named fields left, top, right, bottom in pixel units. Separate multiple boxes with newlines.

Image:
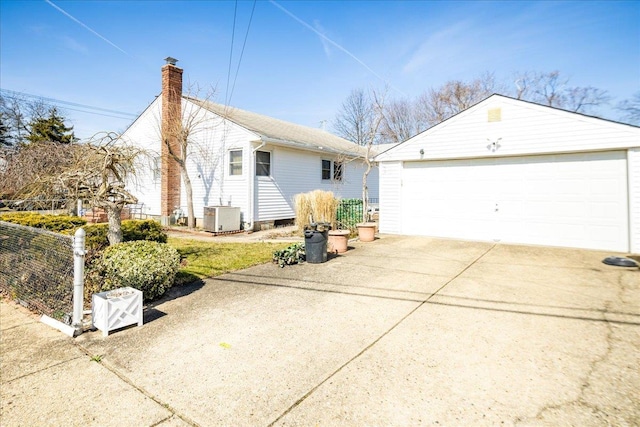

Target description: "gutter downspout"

left=247, top=139, right=266, bottom=231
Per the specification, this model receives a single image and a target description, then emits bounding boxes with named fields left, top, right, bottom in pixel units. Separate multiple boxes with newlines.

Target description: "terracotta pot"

left=356, top=222, right=376, bottom=242
left=328, top=229, right=350, bottom=253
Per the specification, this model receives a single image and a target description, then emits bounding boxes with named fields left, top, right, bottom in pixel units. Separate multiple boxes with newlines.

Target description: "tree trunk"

left=181, top=168, right=195, bottom=229
left=361, top=145, right=372, bottom=223
left=106, top=205, right=123, bottom=245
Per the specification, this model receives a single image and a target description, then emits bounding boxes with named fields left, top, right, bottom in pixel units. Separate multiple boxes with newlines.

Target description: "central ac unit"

left=203, top=206, right=241, bottom=232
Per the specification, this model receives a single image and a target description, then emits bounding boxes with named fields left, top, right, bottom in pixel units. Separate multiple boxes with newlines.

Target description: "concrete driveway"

left=2, top=235, right=639, bottom=426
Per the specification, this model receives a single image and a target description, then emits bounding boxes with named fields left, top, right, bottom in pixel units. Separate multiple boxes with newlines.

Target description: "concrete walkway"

left=1, top=235, right=639, bottom=426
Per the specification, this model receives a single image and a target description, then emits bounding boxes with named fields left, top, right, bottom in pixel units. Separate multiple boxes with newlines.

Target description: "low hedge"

left=86, top=240, right=180, bottom=301
left=0, top=212, right=86, bottom=232
left=0, top=214, right=167, bottom=251
left=84, top=219, right=167, bottom=251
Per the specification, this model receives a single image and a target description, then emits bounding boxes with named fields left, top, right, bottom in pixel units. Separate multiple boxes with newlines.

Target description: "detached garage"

left=376, top=94, right=640, bottom=253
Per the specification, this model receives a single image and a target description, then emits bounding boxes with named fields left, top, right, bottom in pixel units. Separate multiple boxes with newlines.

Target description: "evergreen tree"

left=26, top=108, right=77, bottom=144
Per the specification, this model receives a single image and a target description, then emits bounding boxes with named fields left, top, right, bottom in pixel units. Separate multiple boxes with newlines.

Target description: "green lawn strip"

left=168, top=238, right=291, bottom=285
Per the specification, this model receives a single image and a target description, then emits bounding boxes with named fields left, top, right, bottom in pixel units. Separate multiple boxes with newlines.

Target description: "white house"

left=122, top=59, right=378, bottom=230
left=376, top=94, right=640, bottom=253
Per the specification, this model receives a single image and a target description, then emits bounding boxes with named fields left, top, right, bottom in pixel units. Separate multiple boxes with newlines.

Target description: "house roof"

left=186, top=97, right=372, bottom=158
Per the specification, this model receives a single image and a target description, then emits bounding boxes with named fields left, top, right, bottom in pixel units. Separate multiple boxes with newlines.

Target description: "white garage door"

left=401, top=151, right=629, bottom=251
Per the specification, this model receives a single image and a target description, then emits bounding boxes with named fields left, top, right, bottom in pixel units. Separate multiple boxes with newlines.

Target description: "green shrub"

left=122, top=219, right=167, bottom=243
left=87, top=241, right=180, bottom=301
left=273, top=243, right=305, bottom=267
left=83, top=223, right=110, bottom=252
left=83, top=219, right=167, bottom=252
left=0, top=213, right=86, bottom=232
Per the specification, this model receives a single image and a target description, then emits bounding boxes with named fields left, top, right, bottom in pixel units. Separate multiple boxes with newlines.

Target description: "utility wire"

left=0, top=88, right=137, bottom=119
left=228, top=0, right=257, bottom=106
left=224, top=0, right=239, bottom=107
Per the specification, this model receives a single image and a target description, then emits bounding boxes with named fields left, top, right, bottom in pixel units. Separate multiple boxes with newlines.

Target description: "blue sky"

left=1, top=0, right=638, bottom=139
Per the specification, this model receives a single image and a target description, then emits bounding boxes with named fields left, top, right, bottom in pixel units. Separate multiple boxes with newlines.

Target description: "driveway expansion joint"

left=1, top=355, right=84, bottom=385
left=72, top=341, right=201, bottom=427
left=267, top=243, right=498, bottom=426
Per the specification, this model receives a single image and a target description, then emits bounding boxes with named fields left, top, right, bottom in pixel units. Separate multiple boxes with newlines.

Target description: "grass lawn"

left=168, top=237, right=291, bottom=285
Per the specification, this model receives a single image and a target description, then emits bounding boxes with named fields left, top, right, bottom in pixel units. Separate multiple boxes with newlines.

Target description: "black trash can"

left=304, top=223, right=330, bottom=263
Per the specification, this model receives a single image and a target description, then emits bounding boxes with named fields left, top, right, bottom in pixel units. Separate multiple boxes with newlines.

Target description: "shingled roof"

left=185, top=96, right=371, bottom=157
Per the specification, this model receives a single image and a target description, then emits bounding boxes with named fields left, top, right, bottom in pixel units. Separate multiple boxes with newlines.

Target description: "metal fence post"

left=72, top=228, right=86, bottom=336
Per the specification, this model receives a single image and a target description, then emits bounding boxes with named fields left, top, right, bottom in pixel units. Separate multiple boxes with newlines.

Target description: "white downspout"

left=247, top=139, right=266, bottom=231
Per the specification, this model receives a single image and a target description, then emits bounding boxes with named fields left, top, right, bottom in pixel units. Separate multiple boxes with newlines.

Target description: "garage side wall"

left=629, top=148, right=640, bottom=254
left=379, top=161, right=402, bottom=234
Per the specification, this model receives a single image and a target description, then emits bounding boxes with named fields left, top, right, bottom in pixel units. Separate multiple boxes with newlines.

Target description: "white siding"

left=379, top=161, right=402, bottom=234
left=122, top=98, right=163, bottom=217
left=377, top=95, right=640, bottom=163
left=183, top=118, right=254, bottom=221
left=123, top=98, right=378, bottom=225
left=629, top=148, right=640, bottom=254
left=255, top=146, right=370, bottom=221
left=123, top=97, right=256, bottom=221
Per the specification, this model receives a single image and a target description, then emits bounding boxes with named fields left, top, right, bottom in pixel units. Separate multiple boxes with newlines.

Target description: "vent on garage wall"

left=488, top=108, right=502, bottom=122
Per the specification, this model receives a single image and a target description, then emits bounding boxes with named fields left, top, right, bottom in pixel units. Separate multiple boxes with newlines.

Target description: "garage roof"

left=376, top=94, right=640, bottom=163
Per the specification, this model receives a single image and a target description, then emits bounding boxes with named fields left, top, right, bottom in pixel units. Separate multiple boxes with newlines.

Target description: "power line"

left=0, top=88, right=137, bottom=120
left=228, top=0, right=257, bottom=106
left=224, top=0, right=239, bottom=107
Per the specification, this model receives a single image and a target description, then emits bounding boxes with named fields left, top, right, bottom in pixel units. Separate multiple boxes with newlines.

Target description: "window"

left=333, top=161, right=343, bottom=181
left=256, top=151, right=271, bottom=176
left=229, top=150, right=242, bottom=176
left=322, top=159, right=342, bottom=181
left=152, top=156, right=161, bottom=182
left=322, top=159, right=331, bottom=180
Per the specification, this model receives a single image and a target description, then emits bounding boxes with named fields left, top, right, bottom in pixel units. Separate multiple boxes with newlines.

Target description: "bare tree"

left=526, top=70, right=568, bottom=106
left=332, top=87, right=388, bottom=222
left=616, top=91, right=640, bottom=125
left=361, top=89, right=387, bottom=222
left=332, top=88, right=378, bottom=146
left=513, top=70, right=609, bottom=114
left=0, top=141, right=78, bottom=198
left=0, top=133, right=144, bottom=244
left=159, top=86, right=218, bottom=229
left=564, top=87, right=611, bottom=113
left=1, top=133, right=144, bottom=245
left=55, top=133, right=143, bottom=244
left=379, top=98, right=422, bottom=144
left=415, top=73, right=497, bottom=130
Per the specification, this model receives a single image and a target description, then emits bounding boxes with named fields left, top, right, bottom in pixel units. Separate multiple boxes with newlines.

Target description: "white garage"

left=376, top=95, right=640, bottom=253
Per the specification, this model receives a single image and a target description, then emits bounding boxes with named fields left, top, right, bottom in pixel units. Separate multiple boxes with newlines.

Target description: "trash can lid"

left=602, top=256, right=639, bottom=268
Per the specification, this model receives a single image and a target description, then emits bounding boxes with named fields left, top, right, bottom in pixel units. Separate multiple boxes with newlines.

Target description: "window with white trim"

left=322, top=159, right=331, bottom=180
left=256, top=151, right=271, bottom=176
left=229, top=150, right=243, bottom=176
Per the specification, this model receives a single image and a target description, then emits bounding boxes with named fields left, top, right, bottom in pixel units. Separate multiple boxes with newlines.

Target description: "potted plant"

left=356, top=222, right=376, bottom=242
left=328, top=229, right=350, bottom=253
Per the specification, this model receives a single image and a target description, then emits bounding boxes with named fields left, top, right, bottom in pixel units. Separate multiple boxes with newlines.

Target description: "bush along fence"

left=0, top=221, right=86, bottom=334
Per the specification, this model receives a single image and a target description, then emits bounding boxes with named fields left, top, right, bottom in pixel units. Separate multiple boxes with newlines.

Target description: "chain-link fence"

left=0, top=221, right=74, bottom=322
left=0, top=198, right=71, bottom=213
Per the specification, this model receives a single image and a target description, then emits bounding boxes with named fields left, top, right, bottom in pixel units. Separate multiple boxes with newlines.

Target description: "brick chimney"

left=160, top=57, right=183, bottom=224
